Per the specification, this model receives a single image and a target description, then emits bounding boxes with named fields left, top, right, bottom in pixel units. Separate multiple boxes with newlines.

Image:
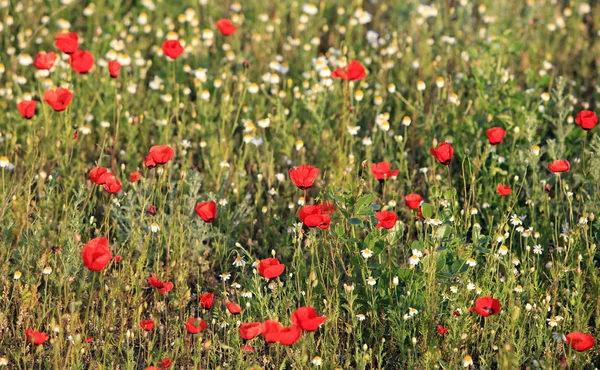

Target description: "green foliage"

left=0, top=0, right=599, bottom=369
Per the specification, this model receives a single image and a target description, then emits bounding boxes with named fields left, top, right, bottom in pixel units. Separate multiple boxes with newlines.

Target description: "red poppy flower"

left=70, top=50, right=94, bottom=74
left=239, top=322, right=262, bottom=340
left=430, top=142, right=454, bottom=165
left=437, top=325, right=448, bottom=336
left=81, top=237, right=113, bottom=271
left=184, top=317, right=208, bottom=334
left=486, top=127, right=506, bottom=145
left=17, top=100, right=37, bottom=119
left=55, top=32, right=78, bottom=54
left=98, top=172, right=122, bottom=194
left=85, top=336, right=93, bottom=343
left=145, top=367, right=161, bottom=370
left=291, top=306, right=326, bottom=331
left=140, top=320, right=155, bottom=331
left=162, top=40, right=184, bottom=59
left=33, top=52, right=57, bottom=70
left=114, top=255, right=123, bottom=263
left=195, top=201, right=217, bottom=223
left=257, top=258, right=285, bottom=279
left=370, top=162, right=399, bottom=181
left=199, top=292, right=214, bottom=309
left=89, top=167, right=108, bottom=184
left=108, top=61, right=121, bottom=78
left=144, top=145, right=175, bottom=168
left=298, top=204, right=331, bottom=229
left=331, top=60, right=366, bottom=81
left=157, top=358, right=172, bottom=369
left=226, top=301, right=242, bottom=315
left=147, top=274, right=174, bottom=295
left=469, top=296, right=501, bottom=317
left=575, top=110, right=598, bottom=131
left=496, top=184, right=512, bottom=196
left=240, top=344, right=254, bottom=352
left=288, top=164, right=320, bottom=190
left=565, top=332, right=595, bottom=352
left=216, top=19, right=237, bottom=36
left=147, top=205, right=157, bottom=216
left=404, top=193, right=423, bottom=210
left=43, top=87, right=73, bottom=112
left=26, top=329, right=49, bottom=345
left=261, top=320, right=283, bottom=343
left=375, top=210, right=398, bottom=229
left=130, top=171, right=142, bottom=182
left=263, top=323, right=302, bottom=345
left=548, top=159, right=570, bottom=173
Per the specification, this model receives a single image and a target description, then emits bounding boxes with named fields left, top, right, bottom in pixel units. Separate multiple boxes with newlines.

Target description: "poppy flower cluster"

left=88, top=167, right=123, bottom=194
left=239, top=306, right=326, bottom=348
left=298, top=202, right=333, bottom=229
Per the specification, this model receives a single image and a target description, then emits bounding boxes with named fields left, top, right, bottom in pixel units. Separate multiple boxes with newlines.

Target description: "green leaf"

left=509, top=41, right=523, bottom=54
left=335, top=225, right=345, bottom=238
left=443, top=189, right=455, bottom=200
left=411, top=240, right=424, bottom=251
left=355, top=193, right=374, bottom=216
left=421, top=203, right=433, bottom=219
left=436, top=252, right=447, bottom=273
left=435, top=225, right=451, bottom=240
left=373, top=240, right=386, bottom=255
left=396, top=268, right=412, bottom=281
left=349, top=218, right=362, bottom=225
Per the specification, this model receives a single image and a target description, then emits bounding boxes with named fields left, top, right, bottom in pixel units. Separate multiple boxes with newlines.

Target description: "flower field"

left=1, top=0, right=600, bottom=369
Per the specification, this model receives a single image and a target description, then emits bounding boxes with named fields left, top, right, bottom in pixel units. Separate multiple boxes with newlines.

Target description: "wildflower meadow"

left=1, top=0, right=600, bottom=369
